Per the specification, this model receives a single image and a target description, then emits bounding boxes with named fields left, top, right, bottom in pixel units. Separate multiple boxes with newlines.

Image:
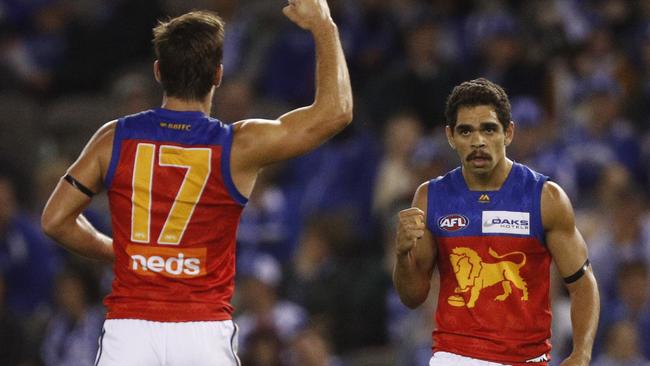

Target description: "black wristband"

left=63, top=174, right=95, bottom=198
left=563, top=259, right=590, bottom=284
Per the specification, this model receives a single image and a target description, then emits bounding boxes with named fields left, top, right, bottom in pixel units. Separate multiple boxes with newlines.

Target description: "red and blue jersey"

left=103, top=108, right=247, bottom=322
left=427, top=163, right=552, bottom=365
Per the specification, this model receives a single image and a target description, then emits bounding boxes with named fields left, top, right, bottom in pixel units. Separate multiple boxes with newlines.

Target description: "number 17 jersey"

left=103, top=108, right=248, bottom=322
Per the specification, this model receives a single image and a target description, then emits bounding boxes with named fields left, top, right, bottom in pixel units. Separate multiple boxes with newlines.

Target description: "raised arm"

left=393, top=182, right=437, bottom=308
left=41, top=122, right=115, bottom=262
left=230, top=0, right=353, bottom=197
left=542, top=181, right=599, bottom=366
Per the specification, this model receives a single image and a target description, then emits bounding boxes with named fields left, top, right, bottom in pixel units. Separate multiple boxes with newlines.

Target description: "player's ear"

left=445, top=125, right=456, bottom=149
left=153, top=60, right=162, bottom=84
left=214, top=64, right=223, bottom=88
left=504, top=121, right=514, bottom=147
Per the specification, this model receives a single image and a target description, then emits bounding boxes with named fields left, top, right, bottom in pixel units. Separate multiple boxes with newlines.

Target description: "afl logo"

left=439, top=214, right=469, bottom=231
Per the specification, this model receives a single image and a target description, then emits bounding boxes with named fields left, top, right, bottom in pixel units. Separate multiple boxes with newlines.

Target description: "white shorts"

left=94, top=319, right=240, bottom=366
left=430, top=352, right=508, bottom=366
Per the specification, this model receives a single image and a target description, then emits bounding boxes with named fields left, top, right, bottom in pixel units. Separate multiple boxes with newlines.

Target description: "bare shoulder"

left=99, top=120, right=118, bottom=133
left=91, top=120, right=118, bottom=162
left=541, top=180, right=575, bottom=230
left=73, top=120, right=117, bottom=158
left=95, top=120, right=117, bottom=145
left=231, top=118, right=281, bottom=148
left=412, top=181, right=430, bottom=210
left=69, top=120, right=118, bottom=183
left=232, top=118, right=280, bottom=133
left=98, top=119, right=118, bottom=132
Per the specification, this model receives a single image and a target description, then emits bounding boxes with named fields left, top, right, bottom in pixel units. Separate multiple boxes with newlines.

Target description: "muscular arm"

left=393, top=182, right=437, bottom=308
left=41, top=122, right=116, bottom=262
left=542, top=181, right=599, bottom=366
left=230, top=1, right=353, bottom=197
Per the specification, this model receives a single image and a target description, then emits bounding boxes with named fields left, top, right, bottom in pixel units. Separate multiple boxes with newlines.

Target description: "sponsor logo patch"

left=482, top=211, right=530, bottom=235
left=126, top=244, right=207, bottom=278
left=438, top=214, right=469, bottom=232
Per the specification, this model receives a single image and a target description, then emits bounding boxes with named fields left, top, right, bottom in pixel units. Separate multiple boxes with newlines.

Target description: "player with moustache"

left=393, top=78, right=599, bottom=366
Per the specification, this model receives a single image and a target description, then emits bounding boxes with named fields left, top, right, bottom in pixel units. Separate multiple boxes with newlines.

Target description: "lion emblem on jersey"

left=447, top=247, right=528, bottom=308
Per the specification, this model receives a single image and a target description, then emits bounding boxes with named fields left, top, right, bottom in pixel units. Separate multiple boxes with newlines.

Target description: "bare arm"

left=230, top=0, right=353, bottom=197
left=393, top=182, right=437, bottom=308
left=41, top=122, right=116, bottom=262
left=542, top=181, right=599, bottom=366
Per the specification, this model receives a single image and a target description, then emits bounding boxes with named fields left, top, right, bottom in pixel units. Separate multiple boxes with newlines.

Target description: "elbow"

left=314, top=98, right=353, bottom=130
left=399, top=293, right=426, bottom=309
left=339, top=98, right=354, bottom=126
left=330, top=103, right=353, bottom=132
left=393, top=276, right=428, bottom=309
left=41, top=209, right=62, bottom=240
left=339, top=109, right=353, bottom=127
left=332, top=111, right=352, bottom=132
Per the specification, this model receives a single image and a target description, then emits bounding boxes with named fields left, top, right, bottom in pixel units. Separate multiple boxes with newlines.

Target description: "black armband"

left=63, top=174, right=95, bottom=198
left=563, top=259, right=590, bottom=284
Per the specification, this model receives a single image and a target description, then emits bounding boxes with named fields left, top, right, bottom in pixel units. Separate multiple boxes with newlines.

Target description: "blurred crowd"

left=1, top=0, right=650, bottom=365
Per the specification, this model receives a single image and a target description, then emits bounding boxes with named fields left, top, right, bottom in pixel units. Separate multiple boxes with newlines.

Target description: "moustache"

left=466, top=151, right=492, bottom=161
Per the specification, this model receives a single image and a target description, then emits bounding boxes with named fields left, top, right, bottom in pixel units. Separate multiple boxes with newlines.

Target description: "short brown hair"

left=153, top=11, right=225, bottom=100
left=444, top=78, right=511, bottom=131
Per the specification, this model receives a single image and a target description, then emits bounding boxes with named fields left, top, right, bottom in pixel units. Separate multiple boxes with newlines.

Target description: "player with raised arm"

left=41, top=1, right=351, bottom=364
left=393, top=78, right=599, bottom=366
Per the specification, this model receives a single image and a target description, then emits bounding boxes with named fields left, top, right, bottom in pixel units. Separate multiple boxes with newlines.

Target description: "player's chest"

left=432, top=192, right=537, bottom=238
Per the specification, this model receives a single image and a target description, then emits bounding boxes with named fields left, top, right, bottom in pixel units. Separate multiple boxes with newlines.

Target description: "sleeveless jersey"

left=103, top=108, right=247, bottom=322
left=427, top=163, right=552, bottom=365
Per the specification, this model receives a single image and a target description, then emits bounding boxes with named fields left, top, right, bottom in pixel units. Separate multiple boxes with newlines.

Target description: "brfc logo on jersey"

left=438, top=214, right=469, bottom=231
left=482, top=211, right=530, bottom=235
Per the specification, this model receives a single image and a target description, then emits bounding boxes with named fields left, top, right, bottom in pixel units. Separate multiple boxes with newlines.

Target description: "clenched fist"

left=283, top=0, right=332, bottom=31
left=396, top=207, right=426, bottom=256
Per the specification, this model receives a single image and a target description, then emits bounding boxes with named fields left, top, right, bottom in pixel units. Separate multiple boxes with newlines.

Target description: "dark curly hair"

left=444, top=78, right=511, bottom=131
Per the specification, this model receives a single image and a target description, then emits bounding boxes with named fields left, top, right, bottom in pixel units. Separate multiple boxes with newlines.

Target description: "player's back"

left=103, top=108, right=247, bottom=322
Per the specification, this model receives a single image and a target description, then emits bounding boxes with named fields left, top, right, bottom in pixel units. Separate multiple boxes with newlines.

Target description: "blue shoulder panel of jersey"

left=119, top=109, right=230, bottom=145
left=520, top=164, right=548, bottom=243
left=426, top=168, right=461, bottom=232
left=103, top=109, right=236, bottom=191
left=103, top=117, right=126, bottom=189
left=426, top=163, right=548, bottom=244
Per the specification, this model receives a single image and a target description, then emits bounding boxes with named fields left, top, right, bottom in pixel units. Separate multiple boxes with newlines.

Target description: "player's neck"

left=462, top=158, right=513, bottom=191
left=161, top=95, right=212, bottom=116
